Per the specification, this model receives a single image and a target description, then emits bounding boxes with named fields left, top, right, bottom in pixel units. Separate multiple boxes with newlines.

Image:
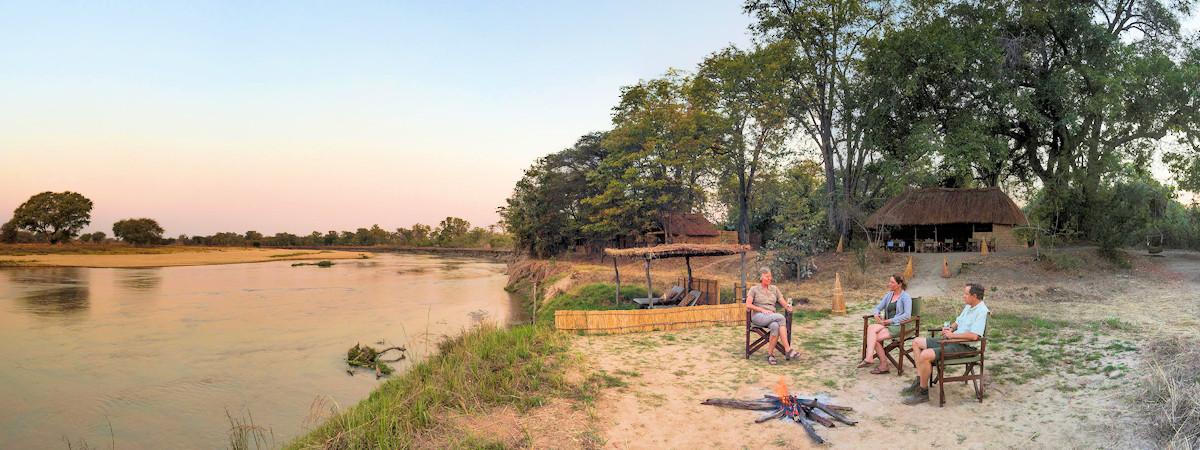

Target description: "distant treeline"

left=176, top=219, right=512, bottom=249
left=1, top=191, right=511, bottom=249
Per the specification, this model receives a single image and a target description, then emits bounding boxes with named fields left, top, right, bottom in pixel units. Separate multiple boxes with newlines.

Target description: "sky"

left=0, top=1, right=753, bottom=236
left=0, top=3, right=1196, bottom=236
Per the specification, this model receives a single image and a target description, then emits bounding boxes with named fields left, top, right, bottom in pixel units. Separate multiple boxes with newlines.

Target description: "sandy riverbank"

left=0, top=246, right=367, bottom=268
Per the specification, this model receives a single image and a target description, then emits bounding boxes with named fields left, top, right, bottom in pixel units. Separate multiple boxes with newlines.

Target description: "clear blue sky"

left=0, top=1, right=752, bottom=235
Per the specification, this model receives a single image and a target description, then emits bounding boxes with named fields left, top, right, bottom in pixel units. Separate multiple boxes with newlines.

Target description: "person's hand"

left=941, top=328, right=952, bottom=338
left=784, top=303, right=793, bottom=313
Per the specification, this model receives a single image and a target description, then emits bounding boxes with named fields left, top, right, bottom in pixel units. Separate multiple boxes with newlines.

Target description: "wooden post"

left=739, top=252, right=746, bottom=300
left=613, top=257, right=621, bottom=304
left=685, top=256, right=693, bottom=292
left=645, top=257, right=654, bottom=308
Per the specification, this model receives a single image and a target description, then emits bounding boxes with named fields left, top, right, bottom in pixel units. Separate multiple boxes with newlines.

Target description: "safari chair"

left=649, top=290, right=701, bottom=309
left=632, top=286, right=683, bottom=308
left=927, top=312, right=991, bottom=407
left=860, top=297, right=922, bottom=376
left=745, top=310, right=793, bottom=359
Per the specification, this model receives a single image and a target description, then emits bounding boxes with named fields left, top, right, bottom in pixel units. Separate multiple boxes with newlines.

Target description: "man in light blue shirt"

left=902, top=283, right=990, bottom=405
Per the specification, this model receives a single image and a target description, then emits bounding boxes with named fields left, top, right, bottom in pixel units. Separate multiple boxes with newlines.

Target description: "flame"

left=773, top=377, right=790, bottom=406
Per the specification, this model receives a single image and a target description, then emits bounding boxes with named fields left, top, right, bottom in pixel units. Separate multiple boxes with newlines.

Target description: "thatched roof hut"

left=604, top=243, right=749, bottom=259
left=865, top=187, right=1028, bottom=251
left=865, top=187, right=1027, bottom=228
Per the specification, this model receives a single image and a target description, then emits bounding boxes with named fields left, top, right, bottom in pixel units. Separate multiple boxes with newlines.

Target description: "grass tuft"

left=286, top=324, right=569, bottom=449
left=1138, top=337, right=1200, bottom=449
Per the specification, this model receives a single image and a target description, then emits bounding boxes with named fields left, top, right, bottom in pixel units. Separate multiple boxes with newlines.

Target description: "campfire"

left=701, top=379, right=856, bottom=444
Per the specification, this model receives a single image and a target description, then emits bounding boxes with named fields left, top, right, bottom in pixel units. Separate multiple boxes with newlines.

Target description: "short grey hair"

left=759, top=267, right=772, bottom=275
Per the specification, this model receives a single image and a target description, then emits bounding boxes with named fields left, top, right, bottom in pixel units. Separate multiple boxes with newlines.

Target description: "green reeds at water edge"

left=286, top=324, right=575, bottom=449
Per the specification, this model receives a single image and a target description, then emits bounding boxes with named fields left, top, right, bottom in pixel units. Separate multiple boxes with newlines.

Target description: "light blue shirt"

left=954, top=301, right=989, bottom=337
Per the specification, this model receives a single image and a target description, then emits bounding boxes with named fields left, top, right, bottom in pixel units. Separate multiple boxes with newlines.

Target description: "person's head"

left=759, top=267, right=772, bottom=285
left=888, top=274, right=907, bottom=291
left=963, top=283, right=985, bottom=305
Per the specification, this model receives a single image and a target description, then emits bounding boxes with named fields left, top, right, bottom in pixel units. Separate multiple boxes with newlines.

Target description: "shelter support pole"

left=685, top=256, right=693, bottom=292
left=613, top=257, right=621, bottom=304
left=645, top=257, right=654, bottom=308
left=739, top=253, right=746, bottom=302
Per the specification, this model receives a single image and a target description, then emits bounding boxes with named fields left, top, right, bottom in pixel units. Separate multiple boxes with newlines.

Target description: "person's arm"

left=777, top=288, right=793, bottom=312
left=744, top=289, right=771, bottom=314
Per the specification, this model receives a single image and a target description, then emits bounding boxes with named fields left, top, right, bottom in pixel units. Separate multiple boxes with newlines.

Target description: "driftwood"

left=802, top=399, right=857, bottom=426
left=804, top=409, right=835, bottom=428
left=764, top=395, right=854, bottom=412
left=699, top=398, right=778, bottom=410
left=705, top=394, right=858, bottom=444
left=795, top=414, right=825, bottom=444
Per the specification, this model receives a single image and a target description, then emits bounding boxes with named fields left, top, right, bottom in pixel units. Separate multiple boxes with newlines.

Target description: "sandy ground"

left=0, top=247, right=368, bottom=268
left=558, top=247, right=1200, bottom=449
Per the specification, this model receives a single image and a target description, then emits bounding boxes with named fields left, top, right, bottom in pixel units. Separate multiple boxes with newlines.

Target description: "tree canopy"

left=9, top=191, right=93, bottom=244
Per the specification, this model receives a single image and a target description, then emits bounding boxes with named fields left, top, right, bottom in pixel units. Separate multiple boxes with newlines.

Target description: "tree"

left=745, top=0, right=900, bottom=238
left=9, top=191, right=94, bottom=244
left=585, top=73, right=711, bottom=244
left=862, top=0, right=1200, bottom=238
left=501, top=132, right=609, bottom=256
left=90, top=231, right=106, bottom=243
left=112, top=218, right=165, bottom=245
left=691, top=41, right=796, bottom=244
left=764, top=160, right=830, bottom=278
left=1, top=221, right=19, bottom=243
left=434, top=217, right=471, bottom=247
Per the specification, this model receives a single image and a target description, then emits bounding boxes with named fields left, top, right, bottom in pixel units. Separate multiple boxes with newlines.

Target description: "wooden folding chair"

left=745, top=310, right=793, bottom=359
left=928, top=311, right=991, bottom=406
left=860, top=297, right=922, bottom=375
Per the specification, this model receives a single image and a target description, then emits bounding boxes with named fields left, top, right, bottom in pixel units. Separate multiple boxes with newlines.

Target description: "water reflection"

left=117, top=269, right=162, bottom=292
left=4, top=268, right=90, bottom=316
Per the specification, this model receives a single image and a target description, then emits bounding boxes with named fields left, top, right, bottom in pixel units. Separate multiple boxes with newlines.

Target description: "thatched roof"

left=659, top=213, right=719, bottom=236
left=604, top=243, right=750, bottom=259
left=865, top=187, right=1028, bottom=228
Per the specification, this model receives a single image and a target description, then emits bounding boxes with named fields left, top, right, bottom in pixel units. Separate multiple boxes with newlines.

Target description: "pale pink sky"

left=0, top=1, right=753, bottom=236
left=2, top=5, right=1195, bottom=236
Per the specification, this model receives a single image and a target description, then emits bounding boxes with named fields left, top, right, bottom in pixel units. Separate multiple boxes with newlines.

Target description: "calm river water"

left=0, top=253, right=521, bottom=448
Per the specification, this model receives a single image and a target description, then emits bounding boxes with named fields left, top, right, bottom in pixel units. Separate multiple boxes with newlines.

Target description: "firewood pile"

left=701, top=381, right=856, bottom=444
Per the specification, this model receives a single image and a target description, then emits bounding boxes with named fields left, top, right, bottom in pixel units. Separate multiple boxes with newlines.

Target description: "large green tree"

left=112, top=218, right=165, bottom=245
left=691, top=42, right=796, bottom=244
left=501, top=132, right=608, bottom=257
left=585, top=72, right=710, bottom=243
left=745, top=0, right=901, bottom=238
left=9, top=191, right=94, bottom=244
left=861, top=0, right=1200, bottom=236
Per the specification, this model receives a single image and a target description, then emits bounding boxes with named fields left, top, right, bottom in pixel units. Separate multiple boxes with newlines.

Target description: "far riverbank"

left=0, top=245, right=366, bottom=268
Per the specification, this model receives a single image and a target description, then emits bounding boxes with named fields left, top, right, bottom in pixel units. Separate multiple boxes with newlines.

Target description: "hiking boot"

left=899, top=377, right=920, bottom=395
left=902, top=388, right=929, bottom=405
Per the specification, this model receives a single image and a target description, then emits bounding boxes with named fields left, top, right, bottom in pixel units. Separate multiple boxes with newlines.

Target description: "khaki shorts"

left=925, top=337, right=976, bottom=360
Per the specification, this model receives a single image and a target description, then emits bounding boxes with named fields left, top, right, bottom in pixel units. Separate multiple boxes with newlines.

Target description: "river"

left=0, top=253, right=521, bottom=448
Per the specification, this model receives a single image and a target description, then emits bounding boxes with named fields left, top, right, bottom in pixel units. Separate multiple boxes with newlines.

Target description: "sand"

left=540, top=247, right=1200, bottom=449
left=0, top=247, right=368, bottom=268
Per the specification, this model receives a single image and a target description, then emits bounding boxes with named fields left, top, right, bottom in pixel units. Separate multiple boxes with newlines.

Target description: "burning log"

left=699, top=398, right=778, bottom=410
left=702, top=379, right=857, bottom=444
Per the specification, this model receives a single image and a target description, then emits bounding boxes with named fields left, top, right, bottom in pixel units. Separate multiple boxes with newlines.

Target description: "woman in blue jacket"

left=857, top=274, right=912, bottom=374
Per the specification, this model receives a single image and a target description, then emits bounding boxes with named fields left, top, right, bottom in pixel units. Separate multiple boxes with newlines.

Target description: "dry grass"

left=1141, top=337, right=1200, bottom=449
left=0, top=243, right=203, bottom=256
